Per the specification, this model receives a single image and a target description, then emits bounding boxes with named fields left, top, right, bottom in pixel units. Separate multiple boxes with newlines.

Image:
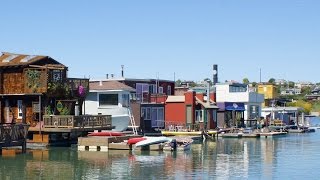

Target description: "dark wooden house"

left=0, top=52, right=109, bottom=144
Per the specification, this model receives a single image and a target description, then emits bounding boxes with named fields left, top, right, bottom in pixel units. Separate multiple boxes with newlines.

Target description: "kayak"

left=135, top=136, right=171, bottom=147
left=127, top=137, right=147, bottom=145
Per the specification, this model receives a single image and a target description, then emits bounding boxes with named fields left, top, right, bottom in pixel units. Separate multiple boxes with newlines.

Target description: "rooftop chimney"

left=111, top=74, right=114, bottom=78
left=106, top=74, right=109, bottom=79
left=99, top=80, right=103, bottom=86
left=121, top=65, right=124, bottom=78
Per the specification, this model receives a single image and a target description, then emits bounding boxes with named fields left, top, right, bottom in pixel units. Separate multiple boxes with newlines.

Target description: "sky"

left=1, top=1, right=320, bottom=83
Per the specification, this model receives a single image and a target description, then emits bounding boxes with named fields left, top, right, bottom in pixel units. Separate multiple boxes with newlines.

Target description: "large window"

left=17, top=100, right=23, bottom=119
left=229, top=85, right=247, bottom=92
left=152, top=107, right=164, bottom=127
left=99, top=94, right=118, bottom=106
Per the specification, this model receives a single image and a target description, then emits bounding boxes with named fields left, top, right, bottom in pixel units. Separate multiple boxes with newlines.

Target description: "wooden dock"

left=77, top=135, right=164, bottom=151
left=259, top=132, right=287, bottom=138
left=0, top=123, right=29, bottom=155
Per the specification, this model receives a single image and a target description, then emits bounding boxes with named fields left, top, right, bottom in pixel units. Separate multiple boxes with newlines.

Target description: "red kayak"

left=127, top=137, right=147, bottom=145
left=88, top=131, right=124, bottom=137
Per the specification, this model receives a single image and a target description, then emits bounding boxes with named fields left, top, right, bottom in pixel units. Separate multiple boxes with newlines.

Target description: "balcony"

left=43, top=115, right=112, bottom=129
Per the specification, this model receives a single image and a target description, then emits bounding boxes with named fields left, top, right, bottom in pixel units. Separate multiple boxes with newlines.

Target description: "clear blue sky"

left=1, top=1, right=319, bottom=83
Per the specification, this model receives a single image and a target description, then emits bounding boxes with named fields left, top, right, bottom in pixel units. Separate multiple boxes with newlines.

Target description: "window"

left=99, top=94, right=118, bottom=106
left=151, top=107, right=164, bottom=127
left=159, top=86, right=163, bottom=94
left=141, top=107, right=151, bottom=120
left=229, top=85, right=247, bottom=93
left=195, top=110, right=204, bottom=122
left=52, top=70, right=63, bottom=82
left=122, top=94, right=129, bottom=107
left=149, top=84, right=157, bottom=94
left=17, top=100, right=23, bottom=119
left=167, top=85, right=171, bottom=95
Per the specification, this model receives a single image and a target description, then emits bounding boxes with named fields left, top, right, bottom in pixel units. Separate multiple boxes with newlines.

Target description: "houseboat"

left=0, top=52, right=111, bottom=146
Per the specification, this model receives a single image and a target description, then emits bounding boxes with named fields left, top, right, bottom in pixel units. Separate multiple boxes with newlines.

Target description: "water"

left=1, top=132, right=320, bottom=180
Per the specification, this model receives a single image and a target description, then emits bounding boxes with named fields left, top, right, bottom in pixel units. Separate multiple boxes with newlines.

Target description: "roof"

left=195, top=97, right=219, bottom=109
left=0, top=52, right=62, bottom=68
left=90, top=81, right=136, bottom=92
left=262, top=106, right=303, bottom=112
left=91, top=77, right=175, bottom=83
left=166, top=96, right=185, bottom=103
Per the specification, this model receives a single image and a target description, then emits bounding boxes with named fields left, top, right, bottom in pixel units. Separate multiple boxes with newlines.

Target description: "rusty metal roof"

left=90, top=81, right=136, bottom=92
left=0, top=52, right=64, bottom=67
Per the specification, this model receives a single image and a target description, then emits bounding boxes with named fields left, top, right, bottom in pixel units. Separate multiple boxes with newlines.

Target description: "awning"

left=218, top=102, right=245, bottom=111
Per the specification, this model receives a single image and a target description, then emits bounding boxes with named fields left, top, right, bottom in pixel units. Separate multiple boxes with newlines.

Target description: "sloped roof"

left=166, top=96, right=185, bottom=103
left=195, top=97, right=219, bottom=109
left=90, top=81, right=136, bottom=92
left=0, top=52, right=63, bottom=67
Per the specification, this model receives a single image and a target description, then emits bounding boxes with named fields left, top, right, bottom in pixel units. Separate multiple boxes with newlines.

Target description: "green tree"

left=268, top=78, right=276, bottom=84
left=243, top=78, right=249, bottom=84
left=252, top=82, right=257, bottom=87
left=175, top=79, right=182, bottom=87
left=288, top=81, right=295, bottom=88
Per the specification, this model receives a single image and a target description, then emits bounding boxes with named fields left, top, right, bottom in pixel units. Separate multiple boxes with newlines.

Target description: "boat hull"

left=112, top=115, right=130, bottom=132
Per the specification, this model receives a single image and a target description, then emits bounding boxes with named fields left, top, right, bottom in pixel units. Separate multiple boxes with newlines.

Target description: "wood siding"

left=3, top=72, right=24, bottom=94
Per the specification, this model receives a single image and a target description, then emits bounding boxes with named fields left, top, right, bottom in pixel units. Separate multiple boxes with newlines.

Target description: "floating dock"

left=259, top=132, right=287, bottom=138
left=77, top=136, right=164, bottom=151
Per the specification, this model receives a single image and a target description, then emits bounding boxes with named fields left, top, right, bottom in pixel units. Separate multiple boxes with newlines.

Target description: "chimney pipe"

left=106, top=74, right=109, bottom=79
left=111, top=74, right=114, bottom=78
left=121, top=65, right=124, bottom=78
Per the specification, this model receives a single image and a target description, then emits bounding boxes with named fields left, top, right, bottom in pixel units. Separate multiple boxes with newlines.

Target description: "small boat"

left=163, top=137, right=193, bottom=151
left=135, top=136, right=171, bottom=147
left=127, top=137, right=147, bottom=145
left=88, top=131, right=124, bottom=137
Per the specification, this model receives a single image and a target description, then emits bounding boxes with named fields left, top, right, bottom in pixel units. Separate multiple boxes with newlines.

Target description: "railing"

left=43, top=115, right=112, bottom=128
left=0, top=124, right=29, bottom=144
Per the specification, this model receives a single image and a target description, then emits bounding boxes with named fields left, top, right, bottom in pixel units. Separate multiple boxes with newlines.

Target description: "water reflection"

left=1, top=133, right=320, bottom=179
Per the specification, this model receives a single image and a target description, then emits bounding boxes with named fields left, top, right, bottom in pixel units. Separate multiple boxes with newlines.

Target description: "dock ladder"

left=129, top=107, right=138, bottom=135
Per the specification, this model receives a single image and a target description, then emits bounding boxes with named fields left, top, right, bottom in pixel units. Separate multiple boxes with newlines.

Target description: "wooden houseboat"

left=0, top=52, right=112, bottom=146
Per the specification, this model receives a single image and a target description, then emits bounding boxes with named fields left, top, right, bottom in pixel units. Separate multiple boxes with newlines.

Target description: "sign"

left=56, top=101, right=63, bottom=112
left=32, top=102, right=40, bottom=113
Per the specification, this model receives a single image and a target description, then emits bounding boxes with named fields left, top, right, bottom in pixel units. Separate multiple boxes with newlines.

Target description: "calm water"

left=1, top=132, right=320, bottom=180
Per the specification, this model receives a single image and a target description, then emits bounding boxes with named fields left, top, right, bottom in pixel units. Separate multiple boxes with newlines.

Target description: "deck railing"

left=43, top=115, right=112, bottom=128
left=0, top=124, right=29, bottom=144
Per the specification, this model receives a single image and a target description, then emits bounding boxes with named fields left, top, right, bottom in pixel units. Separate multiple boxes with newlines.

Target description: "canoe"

left=127, top=137, right=147, bottom=145
left=88, top=131, right=124, bottom=137
left=135, top=136, right=171, bottom=147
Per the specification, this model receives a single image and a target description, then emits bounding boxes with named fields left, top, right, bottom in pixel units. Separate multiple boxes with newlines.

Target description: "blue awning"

left=224, top=102, right=245, bottom=111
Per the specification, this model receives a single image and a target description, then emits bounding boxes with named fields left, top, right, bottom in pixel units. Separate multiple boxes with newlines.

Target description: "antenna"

left=260, top=68, right=262, bottom=83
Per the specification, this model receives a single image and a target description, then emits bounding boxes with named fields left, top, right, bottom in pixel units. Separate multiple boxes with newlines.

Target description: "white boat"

left=135, top=136, right=171, bottom=147
left=163, top=137, right=193, bottom=151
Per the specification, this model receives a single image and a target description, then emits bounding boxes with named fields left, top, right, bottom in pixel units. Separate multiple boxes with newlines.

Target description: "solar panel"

left=3, top=54, right=19, bottom=62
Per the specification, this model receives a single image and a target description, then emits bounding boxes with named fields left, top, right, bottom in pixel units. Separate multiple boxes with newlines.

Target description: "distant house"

left=257, top=83, right=278, bottom=107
